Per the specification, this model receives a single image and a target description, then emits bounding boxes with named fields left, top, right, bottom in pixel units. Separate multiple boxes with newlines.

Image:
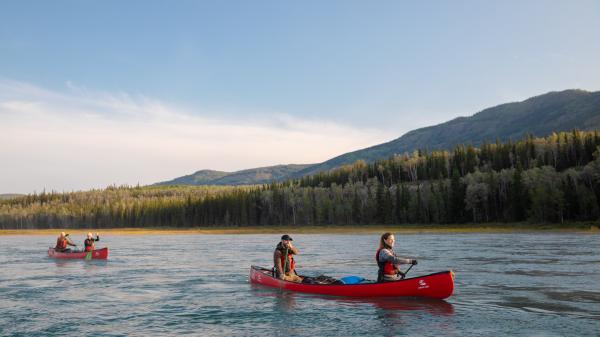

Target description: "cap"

left=281, top=234, right=293, bottom=241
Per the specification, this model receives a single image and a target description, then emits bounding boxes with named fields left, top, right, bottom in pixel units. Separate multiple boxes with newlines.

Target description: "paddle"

left=400, top=264, right=415, bottom=280
left=282, top=246, right=289, bottom=280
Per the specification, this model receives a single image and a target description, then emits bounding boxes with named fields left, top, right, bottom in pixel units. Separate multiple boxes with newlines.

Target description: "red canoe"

left=249, top=266, right=454, bottom=299
left=47, top=247, right=109, bottom=260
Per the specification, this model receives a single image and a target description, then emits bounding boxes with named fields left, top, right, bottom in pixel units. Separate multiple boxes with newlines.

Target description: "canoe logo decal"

left=418, top=280, right=429, bottom=289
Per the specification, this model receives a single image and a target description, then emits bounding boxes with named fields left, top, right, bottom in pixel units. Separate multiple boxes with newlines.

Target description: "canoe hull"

left=249, top=265, right=454, bottom=299
left=47, top=247, right=109, bottom=260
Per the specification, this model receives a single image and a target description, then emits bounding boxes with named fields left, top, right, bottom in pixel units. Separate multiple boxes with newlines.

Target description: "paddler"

left=55, top=232, right=77, bottom=252
left=83, top=232, right=100, bottom=252
left=274, top=234, right=303, bottom=283
left=376, top=232, right=417, bottom=282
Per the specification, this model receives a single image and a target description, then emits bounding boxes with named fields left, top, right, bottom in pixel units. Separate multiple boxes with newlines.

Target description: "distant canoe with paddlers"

left=47, top=247, right=109, bottom=260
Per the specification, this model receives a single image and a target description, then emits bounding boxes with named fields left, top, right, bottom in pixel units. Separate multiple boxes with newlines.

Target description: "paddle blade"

left=85, top=251, right=92, bottom=260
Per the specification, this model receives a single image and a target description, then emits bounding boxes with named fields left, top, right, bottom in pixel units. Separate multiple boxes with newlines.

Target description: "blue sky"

left=1, top=1, right=600, bottom=193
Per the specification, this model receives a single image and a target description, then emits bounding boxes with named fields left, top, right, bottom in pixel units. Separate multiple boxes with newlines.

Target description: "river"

left=0, top=233, right=599, bottom=336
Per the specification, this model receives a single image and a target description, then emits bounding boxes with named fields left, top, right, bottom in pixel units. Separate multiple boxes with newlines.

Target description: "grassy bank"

left=1, top=222, right=598, bottom=236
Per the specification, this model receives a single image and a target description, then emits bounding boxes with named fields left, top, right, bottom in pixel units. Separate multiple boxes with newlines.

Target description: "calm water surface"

left=0, top=233, right=599, bottom=336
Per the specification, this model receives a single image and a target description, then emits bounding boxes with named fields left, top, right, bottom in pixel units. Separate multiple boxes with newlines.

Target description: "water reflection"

left=337, top=297, right=454, bottom=315
left=50, top=258, right=108, bottom=268
left=275, top=292, right=298, bottom=312
left=251, top=285, right=297, bottom=312
left=251, top=284, right=454, bottom=315
left=51, top=259, right=71, bottom=268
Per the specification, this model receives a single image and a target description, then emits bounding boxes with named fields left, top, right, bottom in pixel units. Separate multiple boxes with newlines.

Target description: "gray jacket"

left=378, top=248, right=412, bottom=266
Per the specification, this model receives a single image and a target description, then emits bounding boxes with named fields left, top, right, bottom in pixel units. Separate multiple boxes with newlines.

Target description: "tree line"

left=1, top=130, right=600, bottom=229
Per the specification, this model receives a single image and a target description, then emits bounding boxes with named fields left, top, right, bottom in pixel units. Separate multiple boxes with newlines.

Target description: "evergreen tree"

left=449, top=168, right=465, bottom=222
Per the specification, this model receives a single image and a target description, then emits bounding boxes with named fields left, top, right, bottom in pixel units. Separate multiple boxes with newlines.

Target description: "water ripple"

left=0, top=233, right=599, bottom=336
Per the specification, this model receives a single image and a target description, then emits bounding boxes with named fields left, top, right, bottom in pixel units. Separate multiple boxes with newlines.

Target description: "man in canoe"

left=84, top=232, right=100, bottom=252
left=376, top=232, right=418, bottom=282
left=55, top=232, right=77, bottom=252
left=274, top=234, right=303, bottom=283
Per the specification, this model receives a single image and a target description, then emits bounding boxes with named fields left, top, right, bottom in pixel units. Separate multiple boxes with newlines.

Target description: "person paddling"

left=376, top=232, right=417, bottom=282
left=274, top=234, right=303, bottom=283
left=84, top=232, right=100, bottom=252
left=55, top=232, right=77, bottom=252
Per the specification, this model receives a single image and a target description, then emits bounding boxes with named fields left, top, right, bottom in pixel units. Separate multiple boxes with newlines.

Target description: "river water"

left=0, top=233, right=599, bottom=336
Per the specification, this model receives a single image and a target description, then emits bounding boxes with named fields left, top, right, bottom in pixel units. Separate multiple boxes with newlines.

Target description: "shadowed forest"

left=2, top=130, right=600, bottom=229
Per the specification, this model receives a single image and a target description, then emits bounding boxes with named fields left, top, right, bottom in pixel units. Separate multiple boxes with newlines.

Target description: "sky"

left=1, top=1, right=600, bottom=194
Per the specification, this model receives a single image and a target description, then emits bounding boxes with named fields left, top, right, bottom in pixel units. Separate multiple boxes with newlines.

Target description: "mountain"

left=0, top=194, right=23, bottom=200
left=158, top=170, right=229, bottom=185
left=159, top=89, right=600, bottom=185
left=293, top=89, right=600, bottom=177
left=155, top=164, right=313, bottom=186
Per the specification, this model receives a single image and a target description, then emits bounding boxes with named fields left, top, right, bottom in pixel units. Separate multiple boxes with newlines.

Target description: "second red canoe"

left=48, top=247, right=109, bottom=260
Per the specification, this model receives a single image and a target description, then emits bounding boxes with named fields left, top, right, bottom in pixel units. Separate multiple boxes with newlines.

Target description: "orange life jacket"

left=376, top=248, right=398, bottom=278
left=280, top=250, right=296, bottom=274
left=56, top=237, right=68, bottom=250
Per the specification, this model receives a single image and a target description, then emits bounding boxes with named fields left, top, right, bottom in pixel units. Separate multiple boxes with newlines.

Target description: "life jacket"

left=376, top=248, right=398, bottom=282
left=56, top=237, right=68, bottom=250
left=275, top=244, right=296, bottom=275
left=84, top=238, right=95, bottom=252
left=280, top=251, right=296, bottom=274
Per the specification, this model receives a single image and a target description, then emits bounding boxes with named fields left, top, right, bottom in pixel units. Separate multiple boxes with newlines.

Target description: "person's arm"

left=378, top=249, right=413, bottom=265
left=65, top=234, right=77, bottom=247
left=94, top=234, right=100, bottom=242
left=67, top=238, right=77, bottom=247
left=274, top=250, right=284, bottom=279
left=287, top=243, right=299, bottom=255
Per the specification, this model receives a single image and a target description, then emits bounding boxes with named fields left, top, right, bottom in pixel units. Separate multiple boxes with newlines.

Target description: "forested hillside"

left=158, top=89, right=600, bottom=185
left=294, top=89, right=600, bottom=177
left=156, top=164, right=312, bottom=186
left=2, top=130, right=600, bottom=229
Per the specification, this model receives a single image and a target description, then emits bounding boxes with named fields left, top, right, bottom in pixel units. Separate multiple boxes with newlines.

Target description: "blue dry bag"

left=340, top=276, right=364, bottom=284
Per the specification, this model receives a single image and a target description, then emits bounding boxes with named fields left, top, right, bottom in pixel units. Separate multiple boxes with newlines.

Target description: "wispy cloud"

left=0, top=79, right=396, bottom=193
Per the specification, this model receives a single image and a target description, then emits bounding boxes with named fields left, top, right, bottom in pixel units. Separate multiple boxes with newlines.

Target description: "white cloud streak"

left=0, top=79, right=396, bottom=193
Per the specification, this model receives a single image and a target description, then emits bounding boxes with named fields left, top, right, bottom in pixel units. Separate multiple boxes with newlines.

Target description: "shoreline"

left=1, top=223, right=598, bottom=235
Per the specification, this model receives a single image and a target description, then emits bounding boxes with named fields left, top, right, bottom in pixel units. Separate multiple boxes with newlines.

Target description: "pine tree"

left=449, top=168, right=465, bottom=223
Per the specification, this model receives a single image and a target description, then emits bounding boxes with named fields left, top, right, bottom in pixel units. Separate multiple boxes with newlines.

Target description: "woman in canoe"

left=274, top=234, right=303, bottom=283
left=84, top=232, right=100, bottom=252
left=55, top=232, right=77, bottom=252
left=376, top=232, right=418, bottom=282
